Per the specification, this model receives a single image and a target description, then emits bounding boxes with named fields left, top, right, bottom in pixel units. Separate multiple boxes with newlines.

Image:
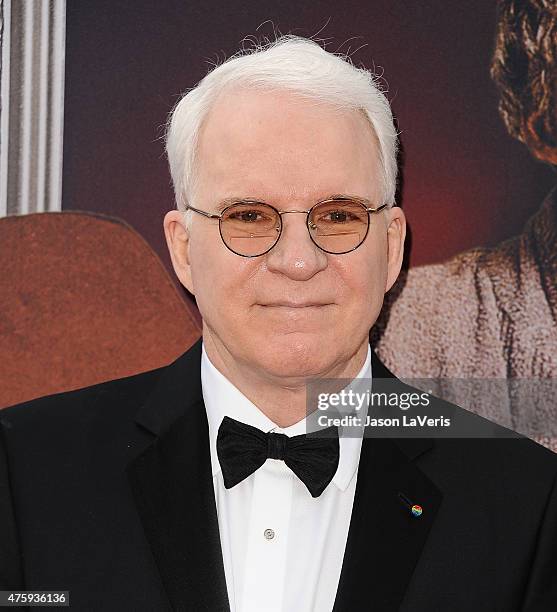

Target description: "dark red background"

left=62, top=0, right=556, bottom=279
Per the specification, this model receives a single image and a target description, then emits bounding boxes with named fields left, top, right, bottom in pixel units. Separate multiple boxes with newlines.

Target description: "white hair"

left=165, top=35, right=398, bottom=227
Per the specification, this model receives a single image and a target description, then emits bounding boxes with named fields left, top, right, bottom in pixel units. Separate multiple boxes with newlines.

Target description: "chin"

left=251, top=332, right=337, bottom=378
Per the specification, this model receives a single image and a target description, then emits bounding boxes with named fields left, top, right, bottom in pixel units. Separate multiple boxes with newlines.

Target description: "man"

left=375, top=0, right=557, bottom=451
left=1, top=36, right=556, bottom=612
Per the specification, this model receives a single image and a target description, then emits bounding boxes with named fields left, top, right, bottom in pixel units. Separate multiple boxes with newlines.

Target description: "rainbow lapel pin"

left=411, top=504, right=423, bottom=517
left=398, top=492, right=423, bottom=518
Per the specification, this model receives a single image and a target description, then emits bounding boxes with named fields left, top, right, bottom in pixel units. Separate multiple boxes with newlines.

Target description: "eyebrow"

left=214, top=197, right=257, bottom=213
left=214, top=193, right=371, bottom=212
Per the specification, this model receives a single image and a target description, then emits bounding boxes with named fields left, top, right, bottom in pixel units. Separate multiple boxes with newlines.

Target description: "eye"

left=329, top=210, right=349, bottom=222
left=228, top=210, right=263, bottom=223
left=317, top=208, right=358, bottom=224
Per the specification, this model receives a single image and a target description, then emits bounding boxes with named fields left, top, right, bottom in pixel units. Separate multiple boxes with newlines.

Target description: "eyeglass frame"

left=182, top=195, right=389, bottom=257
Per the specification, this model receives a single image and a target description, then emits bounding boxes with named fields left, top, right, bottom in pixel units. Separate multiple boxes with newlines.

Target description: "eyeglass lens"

left=220, top=200, right=369, bottom=256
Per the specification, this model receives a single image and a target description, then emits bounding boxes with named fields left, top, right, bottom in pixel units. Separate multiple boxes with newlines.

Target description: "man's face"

left=165, top=88, right=405, bottom=380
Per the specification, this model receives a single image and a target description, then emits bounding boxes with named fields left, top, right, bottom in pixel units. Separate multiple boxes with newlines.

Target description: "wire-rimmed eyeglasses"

left=183, top=195, right=388, bottom=257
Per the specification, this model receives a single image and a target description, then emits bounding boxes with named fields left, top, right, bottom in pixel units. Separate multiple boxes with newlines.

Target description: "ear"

left=384, top=205, right=406, bottom=293
left=163, top=210, right=195, bottom=294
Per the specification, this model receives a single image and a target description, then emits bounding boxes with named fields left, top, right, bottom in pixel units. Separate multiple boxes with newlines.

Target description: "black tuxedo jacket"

left=1, top=339, right=556, bottom=611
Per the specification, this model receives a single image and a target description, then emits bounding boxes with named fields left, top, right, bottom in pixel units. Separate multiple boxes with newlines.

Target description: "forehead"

left=195, top=88, right=382, bottom=202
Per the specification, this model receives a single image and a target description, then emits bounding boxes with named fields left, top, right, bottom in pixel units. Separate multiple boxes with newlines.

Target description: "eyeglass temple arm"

left=184, top=204, right=221, bottom=219
left=366, top=203, right=389, bottom=214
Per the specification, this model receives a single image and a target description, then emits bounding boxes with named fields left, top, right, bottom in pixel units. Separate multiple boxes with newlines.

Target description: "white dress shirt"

left=201, top=343, right=372, bottom=612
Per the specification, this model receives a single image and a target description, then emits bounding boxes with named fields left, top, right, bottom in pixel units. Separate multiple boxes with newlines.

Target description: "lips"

left=259, top=302, right=332, bottom=308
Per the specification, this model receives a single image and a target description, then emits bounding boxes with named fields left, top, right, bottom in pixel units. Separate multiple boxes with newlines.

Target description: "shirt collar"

left=201, top=342, right=372, bottom=492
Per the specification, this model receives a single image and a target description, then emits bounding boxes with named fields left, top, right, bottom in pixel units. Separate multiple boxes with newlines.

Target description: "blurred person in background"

left=376, top=0, right=557, bottom=450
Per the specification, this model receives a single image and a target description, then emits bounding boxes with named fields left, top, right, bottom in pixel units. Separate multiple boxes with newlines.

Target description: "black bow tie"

left=216, top=416, right=339, bottom=498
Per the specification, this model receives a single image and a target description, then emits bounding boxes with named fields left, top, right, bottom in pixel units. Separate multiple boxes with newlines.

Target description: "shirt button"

left=263, top=528, right=275, bottom=540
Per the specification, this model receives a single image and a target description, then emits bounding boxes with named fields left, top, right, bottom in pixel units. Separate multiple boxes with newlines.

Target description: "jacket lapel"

left=333, top=351, right=443, bottom=611
left=126, top=338, right=230, bottom=612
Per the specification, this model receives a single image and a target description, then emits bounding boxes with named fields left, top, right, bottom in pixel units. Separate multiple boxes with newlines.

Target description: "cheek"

left=188, top=233, right=228, bottom=306
left=189, top=236, right=258, bottom=315
left=335, top=249, right=387, bottom=308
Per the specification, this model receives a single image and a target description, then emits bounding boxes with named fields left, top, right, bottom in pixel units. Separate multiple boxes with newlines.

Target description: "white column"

left=0, top=0, right=66, bottom=217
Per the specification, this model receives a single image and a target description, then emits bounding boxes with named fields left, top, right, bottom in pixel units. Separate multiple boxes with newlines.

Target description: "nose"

left=265, top=210, right=328, bottom=280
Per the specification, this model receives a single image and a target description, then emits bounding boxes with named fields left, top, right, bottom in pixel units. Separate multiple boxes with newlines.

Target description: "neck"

left=202, top=329, right=369, bottom=428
